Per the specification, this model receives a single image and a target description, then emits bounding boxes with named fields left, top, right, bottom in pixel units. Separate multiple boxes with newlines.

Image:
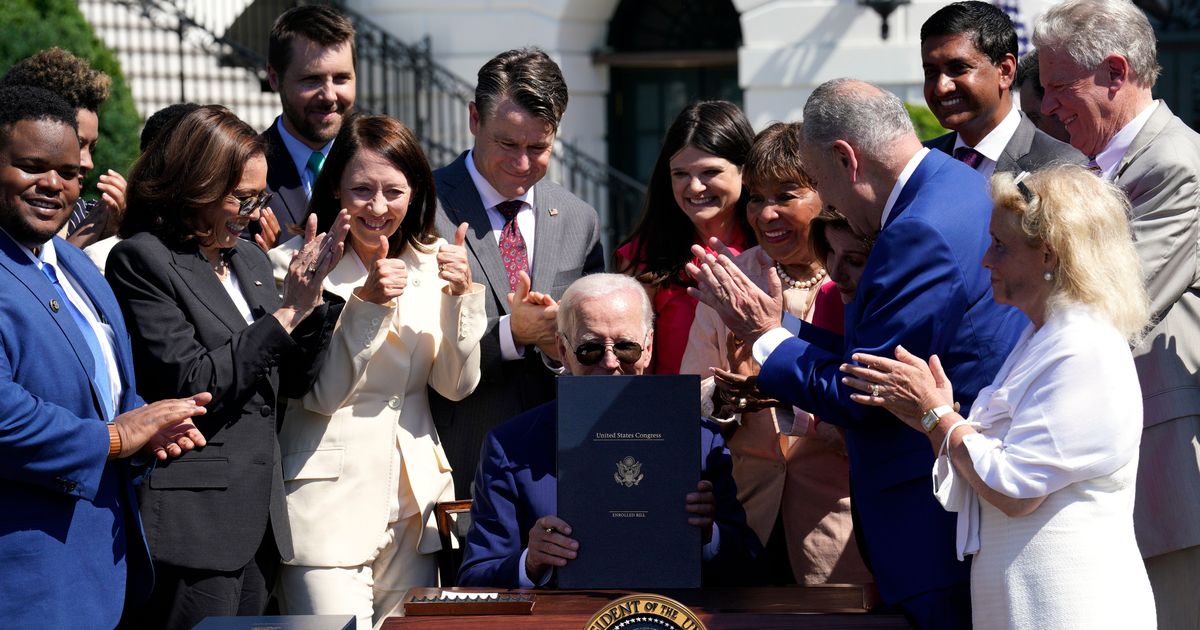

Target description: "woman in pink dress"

left=616, top=101, right=755, bottom=374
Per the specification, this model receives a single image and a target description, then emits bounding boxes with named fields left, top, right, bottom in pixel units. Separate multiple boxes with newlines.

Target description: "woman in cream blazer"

left=268, top=116, right=485, bottom=629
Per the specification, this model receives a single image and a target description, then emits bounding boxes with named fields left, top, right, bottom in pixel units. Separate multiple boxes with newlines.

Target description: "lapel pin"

left=49, top=299, right=60, bottom=313
left=254, top=280, right=263, bottom=286
left=549, top=208, right=559, bottom=216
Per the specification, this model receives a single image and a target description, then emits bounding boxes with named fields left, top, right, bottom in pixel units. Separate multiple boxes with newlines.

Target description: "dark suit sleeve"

left=582, top=217, right=605, bottom=276
left=458, top=431, right=526, bottom=587
left=0, top=339, right=111, bottom=499
left=106, top=241, right=299, bottom=418
left=700, top=421, right=761, bottom=586
left=277, top=300, right=342, bottom=400
left=758, top=218, right=968, bottom=430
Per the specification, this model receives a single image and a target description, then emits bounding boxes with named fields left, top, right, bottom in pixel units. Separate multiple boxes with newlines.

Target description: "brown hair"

left=308, top=114, right=439, bottom=257
left=120, top=105, right=265, bottom=246
left=474, top=48, right=568, bottom=130
left=808, top=208, right=854, bottom=264
left=1, top=47, right=110, bottom=112
left=268, top=5, right=356, bottom=76
left=743, top=121, right=815, bottom=193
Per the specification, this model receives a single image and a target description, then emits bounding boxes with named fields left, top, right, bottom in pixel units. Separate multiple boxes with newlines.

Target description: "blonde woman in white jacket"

left=268, top=115, right=485, bottom=629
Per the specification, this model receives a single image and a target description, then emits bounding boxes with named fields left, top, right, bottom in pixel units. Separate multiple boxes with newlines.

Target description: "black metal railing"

left=87, top=0, right=646, bottom=255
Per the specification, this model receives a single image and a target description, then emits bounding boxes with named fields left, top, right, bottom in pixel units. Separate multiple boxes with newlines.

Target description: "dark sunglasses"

left=230, top=191, right=273, bottom=217
left=572, top=339, right=645, bottom=366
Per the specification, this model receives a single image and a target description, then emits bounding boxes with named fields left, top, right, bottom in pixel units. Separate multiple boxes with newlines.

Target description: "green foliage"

left=905, top=102, right=948, bottom=142
left=0, top=0, right=141, bottom=195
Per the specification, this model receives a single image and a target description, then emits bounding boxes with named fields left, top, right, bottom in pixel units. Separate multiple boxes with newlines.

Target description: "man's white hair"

left=1032, top=0, right=1160, bottom=88
left=556, top=273, right=653, bottom=340
left=802, top=78, right=915, bottom=157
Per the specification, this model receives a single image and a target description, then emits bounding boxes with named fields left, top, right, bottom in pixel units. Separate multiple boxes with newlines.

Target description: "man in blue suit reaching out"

left=688, top=78, right=1025, bottom=629
left=0, top=86, right=211, bottom=628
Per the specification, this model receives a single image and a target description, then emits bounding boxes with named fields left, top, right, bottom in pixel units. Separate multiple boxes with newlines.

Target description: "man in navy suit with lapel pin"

left=430, top=47, right=605, bottom=498
left=689, top=78, right=1026, bottom=629
left=0, top=86, right=210, bottom=628
left=255, top=4, right=356, bottom=251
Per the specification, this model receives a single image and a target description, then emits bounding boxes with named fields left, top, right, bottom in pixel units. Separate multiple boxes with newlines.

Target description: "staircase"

left=78, top=0, right=645, bottom=254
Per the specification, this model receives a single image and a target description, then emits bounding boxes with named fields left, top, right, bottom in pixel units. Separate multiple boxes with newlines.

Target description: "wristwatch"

left=921, top=405, right=954, bottom=433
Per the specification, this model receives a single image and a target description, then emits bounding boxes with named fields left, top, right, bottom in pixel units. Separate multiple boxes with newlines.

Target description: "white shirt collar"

left=953, top=105, right=1021, bottom=165
left=0, top=226, right=56, bottom=269
left=1092, top=101, right=1158, bottom=180
left=880, top=147, right=930, bottom=228
left=464, top=149, right=535, bottom=210
left=275, top=117, right=333, bottom=180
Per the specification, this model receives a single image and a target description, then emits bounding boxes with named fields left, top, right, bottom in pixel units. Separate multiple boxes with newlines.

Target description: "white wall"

left=348, top=0, right=1057, bottom=166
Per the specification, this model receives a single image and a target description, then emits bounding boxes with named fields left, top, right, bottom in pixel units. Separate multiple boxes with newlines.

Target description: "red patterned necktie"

left=495, top=200, right=528, bottom=292
left=954, top=146, right=984, bottom=169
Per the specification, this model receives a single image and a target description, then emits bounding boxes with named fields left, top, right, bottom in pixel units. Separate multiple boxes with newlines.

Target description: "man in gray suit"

left=431, top=48, right=604, bottom=497
left=921, top=1, right=1081, bottom=175
left=1036, top=1, right=1200, bottom=626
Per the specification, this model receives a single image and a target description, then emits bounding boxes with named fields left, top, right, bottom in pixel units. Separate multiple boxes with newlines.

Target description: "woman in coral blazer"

left=268, top=115, right=485, bottom=629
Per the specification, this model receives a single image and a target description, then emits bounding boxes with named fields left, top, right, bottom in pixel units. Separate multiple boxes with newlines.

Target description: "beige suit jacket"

left=269, top=237, right=486, bottom=566
left=1114, top=101, right=1200, bottom=557
left=680, top=247, right=871, bottom=585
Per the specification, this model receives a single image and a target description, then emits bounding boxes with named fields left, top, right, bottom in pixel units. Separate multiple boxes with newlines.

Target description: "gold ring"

left=870, top=384, right=881, bottom=397
left=544, top=527, right=555, bottom=534
left=736, top=397, right=747, bottom=410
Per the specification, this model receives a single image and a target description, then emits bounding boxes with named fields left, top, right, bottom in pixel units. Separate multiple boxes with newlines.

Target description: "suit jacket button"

left=387, top=396, right=402, bottom=410
left=260, top=405, right=273, bottom=417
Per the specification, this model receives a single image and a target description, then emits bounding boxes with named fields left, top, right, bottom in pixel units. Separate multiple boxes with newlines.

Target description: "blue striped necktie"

left=42, top=261, right=115, bottom=421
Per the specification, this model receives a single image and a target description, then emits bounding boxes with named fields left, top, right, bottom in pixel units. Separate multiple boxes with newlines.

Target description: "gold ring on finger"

left=870, top=384, right=881, bottom=397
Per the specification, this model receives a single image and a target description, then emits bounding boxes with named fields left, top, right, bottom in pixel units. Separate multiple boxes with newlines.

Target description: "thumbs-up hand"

left=355, top=235, right=408, bottom=305
left=508, top=271, right=561, bottom=360
left=437, top=222, right=473, bottom=296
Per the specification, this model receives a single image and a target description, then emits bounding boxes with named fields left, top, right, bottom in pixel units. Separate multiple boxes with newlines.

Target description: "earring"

left=1043, top=271, right=1053, bottom=282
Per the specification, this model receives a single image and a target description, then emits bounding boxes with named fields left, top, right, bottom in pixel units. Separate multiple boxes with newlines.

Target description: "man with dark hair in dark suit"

left=256, top=4, right=356, bottom=251
left=921, top=1, right=1081, bottom=175
left=431, top=47, right=604, bottom=498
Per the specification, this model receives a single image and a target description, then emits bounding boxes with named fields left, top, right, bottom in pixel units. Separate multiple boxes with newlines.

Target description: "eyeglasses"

left=571, top=338, right=646, bottom=366
left=229, top=191, right=273, bottom=217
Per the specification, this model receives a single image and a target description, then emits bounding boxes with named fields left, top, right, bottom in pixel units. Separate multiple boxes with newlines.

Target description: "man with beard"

left=0, top=86, right=210, bottom=628
left=920, top=1, right=1080, bottom=176
left=256, top=4, right=356, bottom=250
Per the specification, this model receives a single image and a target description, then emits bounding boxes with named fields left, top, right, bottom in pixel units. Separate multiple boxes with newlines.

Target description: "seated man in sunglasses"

left=457, top=273, right=758, bottom=588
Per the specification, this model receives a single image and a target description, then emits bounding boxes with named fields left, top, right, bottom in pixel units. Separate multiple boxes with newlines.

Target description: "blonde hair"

left=990, top=165, right=1149, bottom=343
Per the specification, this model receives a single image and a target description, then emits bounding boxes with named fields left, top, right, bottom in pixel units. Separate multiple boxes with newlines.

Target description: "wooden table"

left=383, top=586, right=910, bottom=629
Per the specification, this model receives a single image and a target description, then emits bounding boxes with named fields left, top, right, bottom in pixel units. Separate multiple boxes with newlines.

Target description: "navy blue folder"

left=556, top=375, right=700, bottom=588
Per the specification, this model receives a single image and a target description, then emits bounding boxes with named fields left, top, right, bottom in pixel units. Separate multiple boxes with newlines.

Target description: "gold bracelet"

left=107, top=424, right=121, bottom=459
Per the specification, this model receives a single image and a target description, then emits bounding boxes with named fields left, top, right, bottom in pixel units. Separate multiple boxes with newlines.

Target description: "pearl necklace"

left=775, top=261, right=826, bottom=290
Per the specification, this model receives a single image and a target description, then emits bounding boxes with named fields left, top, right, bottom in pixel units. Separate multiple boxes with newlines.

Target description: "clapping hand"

left=840, top=345, right=955, bottom=428
left=437, top=223, right=473, bottom=295
left=253, top=206, right=282, bottom=252
left=276, top=211, right=349, bottom=332
left=355, top=235, right=408, bottom=305
left=113, top=392, right=213, bottom=460
left=686, top=238, right=784, bottom=344
left=509, top=271, right=561, bottom=360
